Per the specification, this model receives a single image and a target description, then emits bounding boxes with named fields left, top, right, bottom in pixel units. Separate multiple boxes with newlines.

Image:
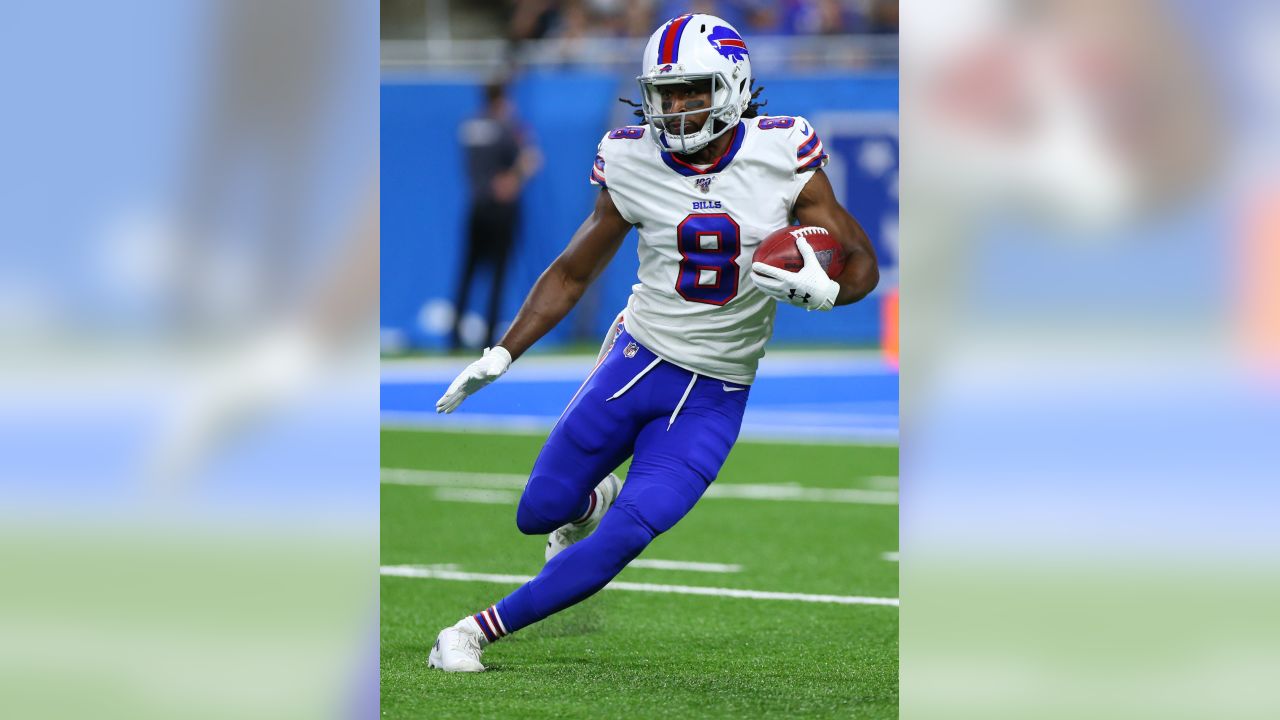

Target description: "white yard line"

left=381, top=468, right=525, bottom=489
left=704, top=484, right=898, bottom=505
left=627, top=559, right=742, bottom=573
left=881, top=552, right=899, bottom=562
left=433, top=488, right=521, bottom=504
left=380, top=468, right=899, bottom=506
left=380, top=564, right=898, bottom=607
left=864, top=476, right=899, bottom=490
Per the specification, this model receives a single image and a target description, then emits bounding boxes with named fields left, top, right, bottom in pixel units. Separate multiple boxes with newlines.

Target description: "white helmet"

left=637, top=14, right=753, bottom=155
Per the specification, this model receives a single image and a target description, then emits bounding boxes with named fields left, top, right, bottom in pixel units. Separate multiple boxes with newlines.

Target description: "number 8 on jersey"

left=675, top=213, right=740, bottom=306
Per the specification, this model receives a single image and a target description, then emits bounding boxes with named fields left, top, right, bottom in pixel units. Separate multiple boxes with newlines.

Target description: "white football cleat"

left=427, top=618, right=486, bottom=672
left=546, top=473, right=623, bottom=562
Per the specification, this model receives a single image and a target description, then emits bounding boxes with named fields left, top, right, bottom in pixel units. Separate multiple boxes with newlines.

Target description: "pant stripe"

left=607, top=356, right=662, bottom=401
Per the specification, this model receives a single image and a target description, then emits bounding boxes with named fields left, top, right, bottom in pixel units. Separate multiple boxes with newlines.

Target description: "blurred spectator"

left=867, top=0, right=898, bottom=34
left=580, top=0, right=642, bottom=36
left=552, top=0, right=591, bottom=44
left=452, top=81, right=541, bottom=350
left=740, top=1, right=777, bottom=33
left=509, top=0, right=559, bottom=42
left=657, top=1, right=752, bottom=33
left=510, top=0, right=649, bottom=41
left=623, top=1, right=658, bottom=37
left=777, top=0, right=863, bottom=36
left=443, top=0, right=896, bottom=53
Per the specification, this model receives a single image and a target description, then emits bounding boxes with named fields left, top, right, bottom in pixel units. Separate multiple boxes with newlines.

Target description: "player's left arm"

left=792, top=169, right=880, bottom=305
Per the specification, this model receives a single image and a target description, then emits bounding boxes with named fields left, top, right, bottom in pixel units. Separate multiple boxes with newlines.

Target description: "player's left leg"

left=431, top=368, right=749, bottom=670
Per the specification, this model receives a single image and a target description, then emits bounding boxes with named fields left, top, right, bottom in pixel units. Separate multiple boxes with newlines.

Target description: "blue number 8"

left=675, top=213, right=740, bottom=305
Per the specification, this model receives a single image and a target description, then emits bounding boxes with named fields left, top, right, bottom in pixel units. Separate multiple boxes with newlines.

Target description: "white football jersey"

left=590, top=115, right=828, bottom=384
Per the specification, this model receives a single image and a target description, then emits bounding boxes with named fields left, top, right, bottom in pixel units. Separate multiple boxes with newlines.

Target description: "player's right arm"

left=436, top=188, right=631, bottom=413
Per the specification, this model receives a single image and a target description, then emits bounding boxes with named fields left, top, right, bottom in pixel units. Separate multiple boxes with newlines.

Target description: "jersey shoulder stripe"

left=745, top=114, right=827, bottom=173
left=790, top=117, right=827, bottom=172
left=589, top=153, right=607, bottom=187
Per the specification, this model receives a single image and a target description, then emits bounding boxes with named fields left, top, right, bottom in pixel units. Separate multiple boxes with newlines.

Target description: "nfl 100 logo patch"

left=694, top=176, right=714, bottom=194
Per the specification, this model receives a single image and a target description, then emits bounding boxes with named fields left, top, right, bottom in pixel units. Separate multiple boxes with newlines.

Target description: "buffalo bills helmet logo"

left=658, top=64, right=674, bottom=73
left=707, top=26, right=748, bottom=63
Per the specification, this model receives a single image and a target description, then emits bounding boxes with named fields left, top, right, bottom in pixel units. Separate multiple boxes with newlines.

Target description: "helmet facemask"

left=637, top=71, right=741, bottom=155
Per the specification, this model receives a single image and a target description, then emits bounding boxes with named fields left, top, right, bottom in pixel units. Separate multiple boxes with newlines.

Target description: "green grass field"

left=382, top=429, right=899, bottom=718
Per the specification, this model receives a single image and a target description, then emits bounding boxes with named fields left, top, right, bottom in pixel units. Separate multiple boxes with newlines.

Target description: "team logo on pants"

left=624, top=341, right=638, bottom=358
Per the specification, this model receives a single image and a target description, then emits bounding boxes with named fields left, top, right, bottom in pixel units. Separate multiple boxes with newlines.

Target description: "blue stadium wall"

left=382, top=70, right=898, bottom=352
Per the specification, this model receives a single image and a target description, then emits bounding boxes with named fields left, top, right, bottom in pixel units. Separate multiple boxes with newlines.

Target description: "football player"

left=428, top=13, right=879, bottom=671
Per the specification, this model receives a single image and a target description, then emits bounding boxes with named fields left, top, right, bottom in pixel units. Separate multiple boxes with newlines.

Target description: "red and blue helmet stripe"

left=658, top=14, right=694, bottom=64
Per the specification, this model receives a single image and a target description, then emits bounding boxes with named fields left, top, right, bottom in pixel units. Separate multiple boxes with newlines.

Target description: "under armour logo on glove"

left=751, top=237, right=840, bottom=312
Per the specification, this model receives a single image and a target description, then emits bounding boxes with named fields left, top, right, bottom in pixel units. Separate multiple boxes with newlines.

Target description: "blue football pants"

left=493, top=326, right=749, bottom=634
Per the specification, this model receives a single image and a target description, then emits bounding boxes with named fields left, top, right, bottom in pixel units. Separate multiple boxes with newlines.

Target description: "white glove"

left=751, top=236, right=841, bottom=311
left=436, top=346, right=513, bottom=413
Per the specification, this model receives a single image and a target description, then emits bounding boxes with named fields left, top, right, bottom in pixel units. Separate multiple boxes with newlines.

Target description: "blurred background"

left=901, top=0, right=1280, bottom=718
left=380, top=0, right=899, bottom=358
left=1, top=2, right=377, bottom=719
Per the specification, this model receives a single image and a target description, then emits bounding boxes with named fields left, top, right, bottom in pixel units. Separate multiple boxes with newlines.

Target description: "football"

left=752, top=226, right=846, bottom=278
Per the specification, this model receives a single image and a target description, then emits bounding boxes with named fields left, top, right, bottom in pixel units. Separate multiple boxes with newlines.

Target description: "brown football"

left=752, top=226, right=846, bottom=278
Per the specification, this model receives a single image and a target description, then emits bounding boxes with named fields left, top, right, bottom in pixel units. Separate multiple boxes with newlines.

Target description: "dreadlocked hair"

left=617, top=82, right=769, bottom=122
left=742, top=82, right=768, bottom=118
